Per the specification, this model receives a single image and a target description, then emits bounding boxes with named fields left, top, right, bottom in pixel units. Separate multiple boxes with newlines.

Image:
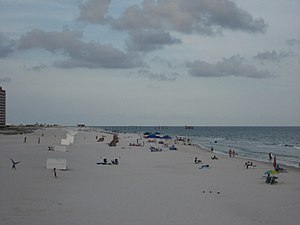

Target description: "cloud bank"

left=1, top=0, right=271, bottom=80
left=0, top=33, right=15, bottom=58
left=18, top=28, right=143, bottom=69
left=79, top=0, right=266, bottom=34
left=254, top=50, right=290, bottom=62
left=187, top=55, right=272, bottom=78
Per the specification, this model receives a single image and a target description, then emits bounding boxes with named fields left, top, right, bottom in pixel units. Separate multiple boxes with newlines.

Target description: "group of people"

left=129, top=142, right=144, bottom=147
left=97, top=157, right=119, bottom=165
left=228, top=149, right=236, bottom=157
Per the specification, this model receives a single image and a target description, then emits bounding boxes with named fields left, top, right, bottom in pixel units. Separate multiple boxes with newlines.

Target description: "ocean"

left=95, top=126, right=300, bottom=168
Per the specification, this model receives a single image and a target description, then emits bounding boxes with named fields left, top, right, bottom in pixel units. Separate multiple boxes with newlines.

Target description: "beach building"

left=0, top=87, right=6, bottom=127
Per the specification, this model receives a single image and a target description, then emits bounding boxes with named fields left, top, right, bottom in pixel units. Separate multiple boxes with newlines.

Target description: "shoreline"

left=1, top=127, right=300, bottom=225
left=190, top=143, right=300, bottom=172
left=98, top=126, right=300, bottom=169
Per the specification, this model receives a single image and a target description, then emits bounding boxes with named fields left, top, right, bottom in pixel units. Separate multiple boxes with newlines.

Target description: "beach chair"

left=275, top=165, right=287, bottom=173
left=211, top=155, right=218, bottom=160
left=199, top=164, right=210, bottom=169
left=169, top=145, right=177, bottom=150
left=111, top=158, right=119, bottom=165
left=270, top=176, right=278, bottom=184
left=97, top=158, right=109, bottom=165
left=265, top=175, right=278, bottom=184
left=265, top=175, right=271, bottom=183
left=194, top=157, right=202, bottom=164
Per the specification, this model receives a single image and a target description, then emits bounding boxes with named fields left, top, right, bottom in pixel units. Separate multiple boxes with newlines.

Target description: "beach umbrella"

left=162, top=135, right=172, bottom=139
left=146, top=134, right=161, bottom=139
left=264, top=170, right=279, bottom=175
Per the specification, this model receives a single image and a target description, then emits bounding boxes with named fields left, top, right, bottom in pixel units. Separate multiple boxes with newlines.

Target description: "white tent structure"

left=54, top=145, right=67, bottom=152
left=46, top=158, right=67, bottom=170
left=61, top=139, right=70, bottom=145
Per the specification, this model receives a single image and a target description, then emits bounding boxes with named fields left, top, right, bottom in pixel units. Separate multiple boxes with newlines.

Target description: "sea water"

left=96, top=126, right=300, bottom=168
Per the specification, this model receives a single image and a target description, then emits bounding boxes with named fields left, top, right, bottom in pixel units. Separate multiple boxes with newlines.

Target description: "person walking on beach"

left=229, top=149, right=232, bottom=157
left=11, top=158, right=21, bottom=170
left=23, top=137, right=27, bottom=143
left=53, top=168, right=57, bottom=178
left=232, top=150, right=236, bottom=157
left=38, top=137, right=40, bottom=144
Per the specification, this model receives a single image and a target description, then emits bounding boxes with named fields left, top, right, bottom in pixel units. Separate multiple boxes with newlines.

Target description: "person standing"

left=53, top=168, right=57, bottom=178
left=232, top=150, right=236, bottom=157
left=269, top=152, right=272, bottom=160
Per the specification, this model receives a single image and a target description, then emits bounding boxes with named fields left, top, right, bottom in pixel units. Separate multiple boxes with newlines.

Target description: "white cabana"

left=61, top=139, right=70, bottom=145
left=54, top=145, right=67, bottom=152
left=46, top=158, right=67, bottom=170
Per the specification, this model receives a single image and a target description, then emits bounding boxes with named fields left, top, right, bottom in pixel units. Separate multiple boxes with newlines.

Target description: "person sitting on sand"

left=244, top=161, right=256, bottom=169
left=211, top=155, right=218, bottom=160
left=275, top=164, right=286, bottom=172
left=194, top=157, right=202, bottom=164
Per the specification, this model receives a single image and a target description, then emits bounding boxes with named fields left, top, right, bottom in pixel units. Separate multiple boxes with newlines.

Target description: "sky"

left=0, top=0, right=299, bottom=126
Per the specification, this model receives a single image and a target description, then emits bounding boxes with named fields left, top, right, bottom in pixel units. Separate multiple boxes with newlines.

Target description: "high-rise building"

left=0, top=87, right=6, bottom=127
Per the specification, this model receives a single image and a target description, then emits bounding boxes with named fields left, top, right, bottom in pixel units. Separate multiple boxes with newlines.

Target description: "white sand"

left=1, top=128, right=300, bottom=225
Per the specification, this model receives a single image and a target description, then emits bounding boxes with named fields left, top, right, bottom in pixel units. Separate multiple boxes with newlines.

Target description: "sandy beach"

left=0, top=127, right=299, bottom=225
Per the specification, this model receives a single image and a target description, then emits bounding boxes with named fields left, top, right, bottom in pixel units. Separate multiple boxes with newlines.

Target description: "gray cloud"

left=78, top=0, right=112, bottom=24
left=107, top=0, right=266, bottom=34
left=138, top=68, right=178, bottom=81
left=254, top=50, right=290, bottom=62
left=187, top=55, right=272, bottom=78
left=24, top=64, right=48, bottom=72
left=286, top=39, right=300, bottom=46
left=77, top=0, right=266, bottom=54
left=0, top=33, right=15, bottom=58
left=18, top=28, right=144, bottom=69
left=127, top=30, right=181, bottom=52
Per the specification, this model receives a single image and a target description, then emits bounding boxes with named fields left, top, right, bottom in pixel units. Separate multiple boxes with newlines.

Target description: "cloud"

left=24, top=64, right=48, bottom=72
left=286, top=39, right=300, bottom=46
left=187, top=55, right=272, bottom=78
left=0, top=77, right=12, bottom=83
left=254, top=50, right=290, bottom=62
left=138, top=68, right=178, bottom=81
left=105, top=0, right=266, bottom=34
left=126, top=30, right=181, bottom=52
left=78, top=0, right=112, bottom=24
left=0, top=33, right=15, bottom=58
left=18, top=28, right=144, bottom=69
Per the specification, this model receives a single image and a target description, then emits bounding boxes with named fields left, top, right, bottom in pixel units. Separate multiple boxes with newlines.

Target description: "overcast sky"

left=0, top=0, right=299, bottom=126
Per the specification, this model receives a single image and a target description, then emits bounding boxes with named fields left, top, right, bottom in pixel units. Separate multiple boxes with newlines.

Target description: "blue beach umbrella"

left=146, top=134, right=161, bottom=139
left=162, top=135, right=172, bottom=139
